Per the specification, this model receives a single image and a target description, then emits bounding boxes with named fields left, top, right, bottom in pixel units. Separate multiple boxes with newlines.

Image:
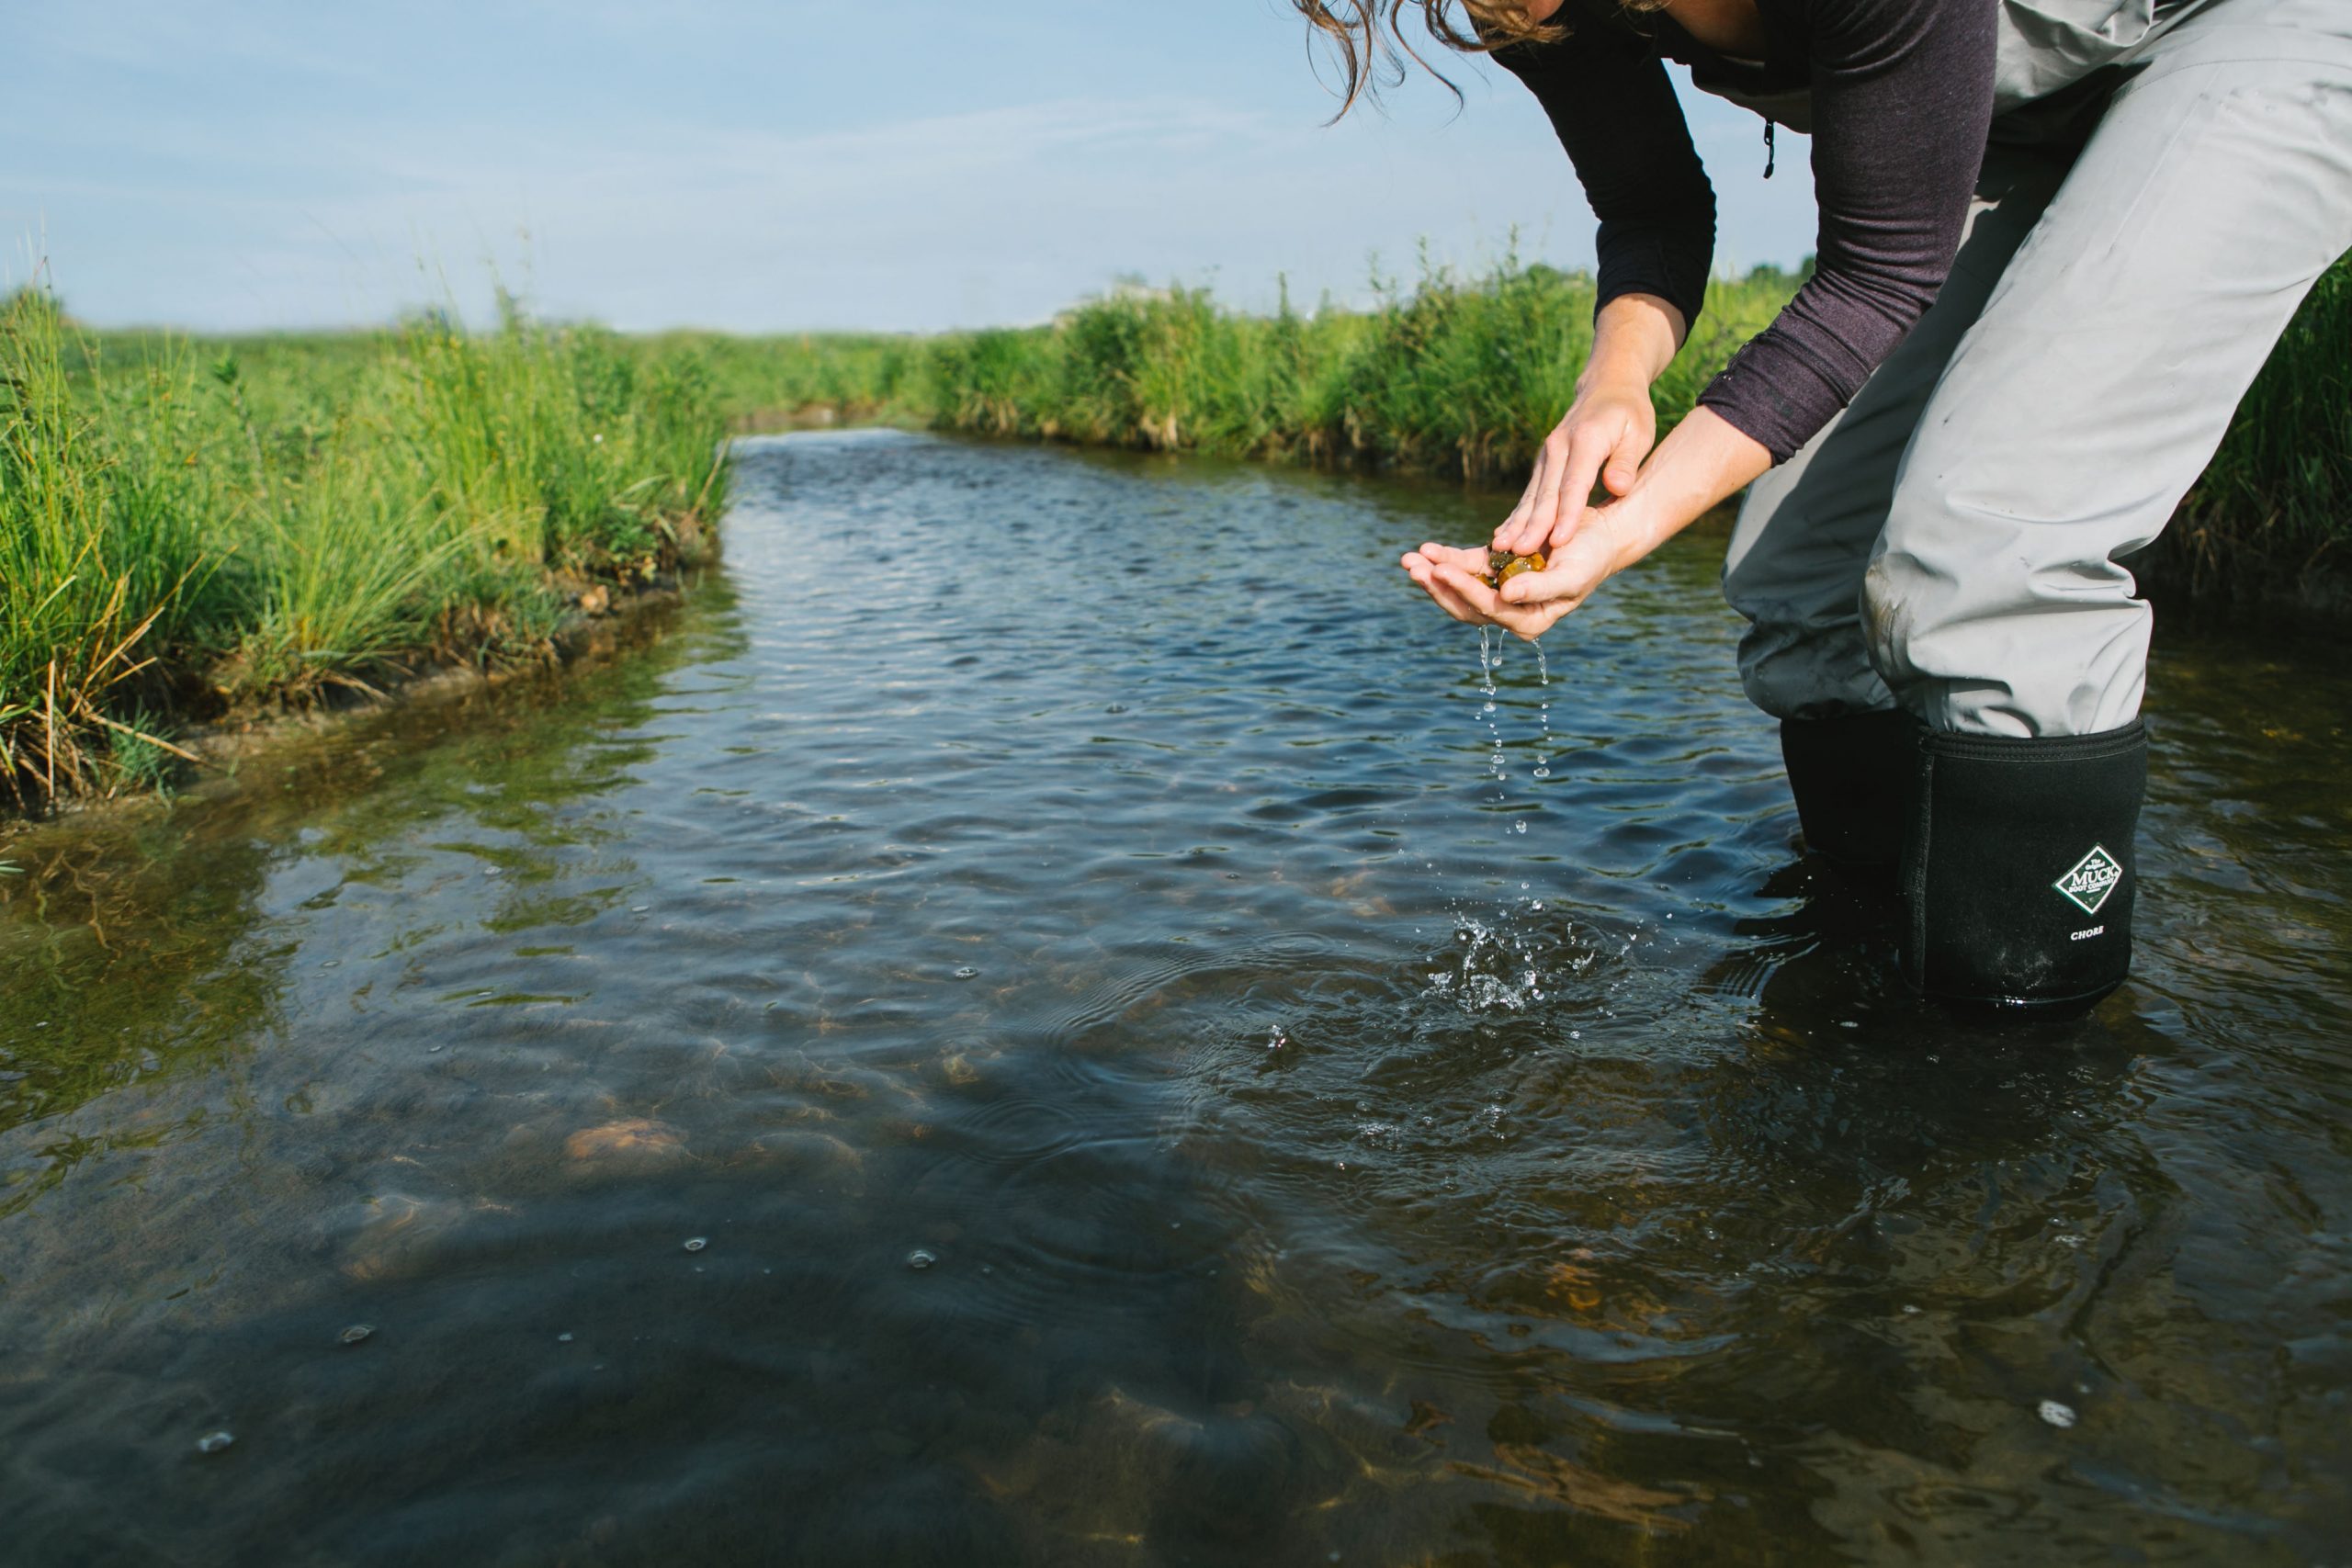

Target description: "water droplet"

left=1532, top=766, right=1550, bottom=778
left=426, top=1045, right=444, bottom=1054
left=338, top=1324, right=373, bottom=1346
left=952, top=966, right=979, bottom=980
left=1513, top=821, right=1527, bottom=834
left=2038, top=1400, right=2077, bottom=1429
left=196, top=1431, right=234, bottom=1455
left=683, top=1237, right=707, bottom=1253
left=630, top=905, right=650, bottom=914
left=906, top=1248, right=937, bottom=1270
left=1105, top=703, right=1128, bottom=714
left=320, top=959, right=340, bottom=969
left=558, top=1333, right=575, bottom=1343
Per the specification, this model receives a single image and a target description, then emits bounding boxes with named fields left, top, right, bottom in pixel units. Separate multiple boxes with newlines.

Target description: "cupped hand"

left=1490, top=376, right=1656, bottom=559
left=1400, top=505, right=1639, bottom=642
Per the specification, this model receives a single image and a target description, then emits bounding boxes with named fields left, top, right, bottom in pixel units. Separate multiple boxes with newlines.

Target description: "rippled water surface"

left=4, top=431, right=2348, bottom=1564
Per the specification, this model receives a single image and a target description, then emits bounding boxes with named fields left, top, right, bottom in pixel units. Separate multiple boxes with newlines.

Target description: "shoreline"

left=0, top=567, right=698, bottom=852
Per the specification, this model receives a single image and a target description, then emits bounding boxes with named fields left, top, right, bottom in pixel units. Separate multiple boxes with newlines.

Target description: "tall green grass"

left=3, top=283, right=729, bottom=808
left=798, top=258, right=1798, bottom=480
left=1, top=290, right=214, bottom=797
left=643, top=330, right=931, bottom=430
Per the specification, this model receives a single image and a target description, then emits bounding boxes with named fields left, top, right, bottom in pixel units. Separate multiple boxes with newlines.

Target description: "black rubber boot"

left=1780, top=709, right=1921, bottom=886
left=1900, top=720, right=2147, bottom=1018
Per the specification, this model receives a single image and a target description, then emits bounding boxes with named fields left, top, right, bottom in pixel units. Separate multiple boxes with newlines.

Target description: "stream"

left=2, top=429, right=2346, bottom=1563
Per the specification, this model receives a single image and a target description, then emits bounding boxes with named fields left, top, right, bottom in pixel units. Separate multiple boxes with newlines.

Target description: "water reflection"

left=0, top=432, right=2344, bottom=1563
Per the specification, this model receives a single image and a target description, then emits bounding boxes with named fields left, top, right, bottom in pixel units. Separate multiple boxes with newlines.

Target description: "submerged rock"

left=562, top=1118, right=685, bottom=1164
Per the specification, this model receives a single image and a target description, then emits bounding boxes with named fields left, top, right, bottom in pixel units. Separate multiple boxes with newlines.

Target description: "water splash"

left=1532, top=641, right=1553, bottom=778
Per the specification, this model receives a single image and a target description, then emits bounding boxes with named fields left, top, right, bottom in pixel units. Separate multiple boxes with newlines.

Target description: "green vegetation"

left=648, top=330, right=933, bottom=432
left=922, top=261, right=1791, bottom=480
left=3, top=286, right=728, bottom=808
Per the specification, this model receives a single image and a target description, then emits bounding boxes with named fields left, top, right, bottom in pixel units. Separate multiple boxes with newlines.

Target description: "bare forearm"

left=1601, top=406, right=1771, bottom=565
left=1583, top=292, right=1686, bottom=392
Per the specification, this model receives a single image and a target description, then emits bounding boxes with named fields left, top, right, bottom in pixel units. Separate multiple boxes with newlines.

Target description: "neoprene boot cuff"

left=1900, top=719, right=2148, bottom=1017
left=1780, top=709, right=1921, bottom=877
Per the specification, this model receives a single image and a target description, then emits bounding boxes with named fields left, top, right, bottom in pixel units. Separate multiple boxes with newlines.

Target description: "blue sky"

left=6, top=1, right=1817, bottom=333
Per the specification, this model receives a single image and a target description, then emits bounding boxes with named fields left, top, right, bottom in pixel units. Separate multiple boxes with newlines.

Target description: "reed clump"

left=2, top=284, right=729, bottom=810
left=842, top=256, right=1797, bottom=480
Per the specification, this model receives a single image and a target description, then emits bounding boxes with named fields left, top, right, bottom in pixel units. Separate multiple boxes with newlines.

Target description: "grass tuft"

left=2, top=277, right=730, bottom=811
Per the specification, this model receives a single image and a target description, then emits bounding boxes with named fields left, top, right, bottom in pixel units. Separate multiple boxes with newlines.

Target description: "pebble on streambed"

left=562, top=1119, right=685, bottom=1165
left=338, top=1324, right=374, bottom=1346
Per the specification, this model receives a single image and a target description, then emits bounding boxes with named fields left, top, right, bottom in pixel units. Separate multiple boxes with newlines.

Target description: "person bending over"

left=1297, top=0, right=2352, bottom=1017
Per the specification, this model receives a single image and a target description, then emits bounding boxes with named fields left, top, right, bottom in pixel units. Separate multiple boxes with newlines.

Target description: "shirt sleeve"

left=1697, top=0, right=1999, bottom=461
left=1491, top=22, right=1717, bottom=333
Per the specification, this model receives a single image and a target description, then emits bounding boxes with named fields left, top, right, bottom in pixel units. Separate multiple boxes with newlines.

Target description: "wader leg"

left=1865, top=0, right=2352, bottom=1011
left=1866, top=0, right=2352, bottom=738
left=1721, top=144, right=2075, bottom=723
left=1721, top=143, right=2074, bottom=875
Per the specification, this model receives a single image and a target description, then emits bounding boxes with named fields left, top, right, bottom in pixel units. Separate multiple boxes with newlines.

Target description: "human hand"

left=1489, top=372, right=1657, bottom=559
left=1400, top=502, right=1643, bottom=642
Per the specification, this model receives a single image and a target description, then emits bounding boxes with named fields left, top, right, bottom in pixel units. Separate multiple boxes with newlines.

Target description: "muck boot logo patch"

left=2053, top=844, right=2124, bottom=916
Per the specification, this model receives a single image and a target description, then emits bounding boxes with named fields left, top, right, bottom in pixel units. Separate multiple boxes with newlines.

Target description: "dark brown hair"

left=1292, top=2, right=1658, bottom=117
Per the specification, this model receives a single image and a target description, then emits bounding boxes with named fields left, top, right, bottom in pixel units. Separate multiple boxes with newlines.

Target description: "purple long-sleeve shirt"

left=1492, top=0, right=1999, bottom=461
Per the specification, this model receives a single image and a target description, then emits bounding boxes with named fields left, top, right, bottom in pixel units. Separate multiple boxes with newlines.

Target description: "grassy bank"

left=2, top=287, right=728, bottom=809
left=922, top=262, right=1795, bottom=480
left=716, top=253, right=2352, bottom=602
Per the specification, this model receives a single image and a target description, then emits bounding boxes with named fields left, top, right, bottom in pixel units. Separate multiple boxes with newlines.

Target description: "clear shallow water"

left=2, top=430, right=2347, bottom=1564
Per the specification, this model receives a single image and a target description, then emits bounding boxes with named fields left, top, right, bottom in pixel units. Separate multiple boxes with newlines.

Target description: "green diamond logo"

left=2053, top=844, right=2123, bottom=916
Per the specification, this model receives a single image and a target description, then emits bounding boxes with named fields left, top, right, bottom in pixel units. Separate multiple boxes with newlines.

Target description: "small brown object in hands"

left=1482, top=549, right=1547, bottom=588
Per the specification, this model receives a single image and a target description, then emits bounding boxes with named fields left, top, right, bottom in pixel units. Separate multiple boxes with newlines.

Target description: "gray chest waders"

left=1712, top=0, right=2352, bottom=1017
